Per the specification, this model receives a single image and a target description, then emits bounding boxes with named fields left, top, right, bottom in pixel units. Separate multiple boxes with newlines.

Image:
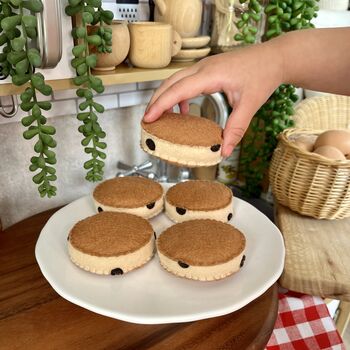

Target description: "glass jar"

left=210, top=0, right=266, bottom=53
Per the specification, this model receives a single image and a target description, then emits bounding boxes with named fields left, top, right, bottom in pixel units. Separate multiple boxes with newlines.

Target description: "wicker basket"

left=269, top=96, right=350, bottom=220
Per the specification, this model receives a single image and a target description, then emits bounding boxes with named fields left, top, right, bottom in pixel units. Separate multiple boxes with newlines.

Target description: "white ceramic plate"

left=35, top=184, right=285, bottom=325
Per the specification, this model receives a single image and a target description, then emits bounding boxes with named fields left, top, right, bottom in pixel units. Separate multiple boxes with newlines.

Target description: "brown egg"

left=293, top=135, right=317, bottom=152
left=314, top=130, right=350, bottom=155
left=313, top=146, right=346, bottom=160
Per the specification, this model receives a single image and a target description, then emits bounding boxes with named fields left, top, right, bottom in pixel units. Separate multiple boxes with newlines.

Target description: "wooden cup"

left=92, top=21, right=130, bottom=72
left=128, top=22, right=181, bottom=69
left=154, top=0, right=203, bottom=38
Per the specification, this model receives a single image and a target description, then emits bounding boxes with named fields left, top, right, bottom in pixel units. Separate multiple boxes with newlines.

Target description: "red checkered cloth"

left=266, top=291, right=345, bottom=350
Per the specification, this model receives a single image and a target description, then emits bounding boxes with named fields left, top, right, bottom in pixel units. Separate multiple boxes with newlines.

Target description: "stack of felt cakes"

left=67, top=112, right=246, bottom=282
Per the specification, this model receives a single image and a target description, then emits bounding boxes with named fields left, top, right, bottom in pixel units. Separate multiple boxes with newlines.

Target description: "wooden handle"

left=171, top=30, right=182, bottom=57
left=154, top=0, right=166, bottom=16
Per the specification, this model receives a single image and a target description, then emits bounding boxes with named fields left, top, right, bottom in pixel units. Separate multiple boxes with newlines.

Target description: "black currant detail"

left=67, top=235, right=70, bottom=241
left=176, top=207, right=186, bottom=215
left=210, top=144, right=221, bottom=152
left=240, top=255, right=246, bottom=268
left=178, top=261, right=189, bottom=269
left=154, top=232, right=157, bottom=240
left=147, top=202, right=155, bottom=209
left=146, top=138, right=156, bottom=151
left=98, top=207, right=103, bottom=212
left=228, top=213, right=233, bottom=221
left=111, top=268, right=124, bottom=275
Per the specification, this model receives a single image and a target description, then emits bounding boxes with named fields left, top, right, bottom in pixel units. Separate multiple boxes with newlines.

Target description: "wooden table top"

left=0, top=208, right=278, bottom=350
left=276, top=204, right=350, bottom=301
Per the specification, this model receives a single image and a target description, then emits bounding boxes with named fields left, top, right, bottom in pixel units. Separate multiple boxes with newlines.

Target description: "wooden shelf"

left=0, top=61, right=194, bottom=97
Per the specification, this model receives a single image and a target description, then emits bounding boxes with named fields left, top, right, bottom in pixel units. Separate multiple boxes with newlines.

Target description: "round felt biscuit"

left=166, top=180, right=232, bottom=211
left=141, top=112, right=223, bottom=147
left=157, top=220, right=246, bottom=266
left=69, top=212, right=153, bottom=257
left=93, top=177, right=163, bottom=208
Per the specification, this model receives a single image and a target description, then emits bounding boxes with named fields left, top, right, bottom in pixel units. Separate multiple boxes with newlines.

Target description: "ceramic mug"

left=91, top=21, right=130, bottom=72
left=128, top=22, right=181, bottom=69
left=154, top=0, right=203, bottom=38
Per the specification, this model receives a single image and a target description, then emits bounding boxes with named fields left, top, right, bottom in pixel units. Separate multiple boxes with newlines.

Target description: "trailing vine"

left=0, top=0, right=57, bottom=198
left=235, top=0, right=319, bottom=197
left=234, top=0, right=263, bottom=44
left=65, top=1, right=113, bottom=182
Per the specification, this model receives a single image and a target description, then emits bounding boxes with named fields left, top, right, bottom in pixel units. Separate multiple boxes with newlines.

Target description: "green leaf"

left=72, top=44, right=85, bottom=57
left=34, top=139, right=43, bottom=153
left=10, top=0, right=23, bottom=6
left=82, top=12, right=93, bottom=24
left=31, top=73, right=45, bottom=89
left=41, top=125, right=56, bottom=135
left=85, top=54, right=96, bottom=68
left=29, top=164, right=39, bottom=172
left=33, top=171, right=45, bottom=184
left=38, top=101, right=52, bottom=110
left=12, top=74, right=31, bottom=86
left=28, top=48, right=42, bottom=67
left=15, top=58, right=29, bottom=75
left=21, top=115, right=36, bottom=127
left=32, top=104, right=41, bottom=117
left=22, top=15, right=37, bottom=28
left=77, top=112, right=90, bottom=121
left=43, top=148, right=55, bottom=158
left=71, top=57, right=85, bottom=69
left=7, top=51, right=27, bottom=65
left=87, top=35, right=102, bottom=46
left=77, top=62, right=87, bottom=75
left=73, top=75, right=88, bottom=86
left=23, top=128, right=39, bottom=139
left=101, top=10, right=114, bottom=24
left=11, top=37, right=26, bottom=52
left=75, top=27, right=86, bottom=38
left=1, top=15, right=21, bottom=31
left=84, top=89, right=93, bottom=99
left=86, top=0, right=101, bottom=6
left=92, top=102, right=104, bottom=113
left=79, top=101, right=89, bottom=111
left=22, top=0, right=43, bottom=12
left=65, top=4, right=84, bottom=16
left=68, top=0, right=82, bottom=6
left=37, top=84, right=52, bottom=96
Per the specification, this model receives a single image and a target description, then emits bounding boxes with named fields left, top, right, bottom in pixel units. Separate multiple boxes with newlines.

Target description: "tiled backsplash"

left=0, top=81, right=161, bottom=125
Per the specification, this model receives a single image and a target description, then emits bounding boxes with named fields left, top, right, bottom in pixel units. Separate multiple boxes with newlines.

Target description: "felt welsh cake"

left=157, top=220, right=246, bottom=281
left=68, top=212, right=155, bottom=275
left=93, top=176, right=164, bottom=219
left=165, top=180, right=233, bottom=223
left=141, top=112, right=223, bottom=167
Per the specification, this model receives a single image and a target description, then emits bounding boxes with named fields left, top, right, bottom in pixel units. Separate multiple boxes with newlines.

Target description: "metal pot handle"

left=0, top=95, right=18, bottom=118
left=36, top=0, right=62, bottom=69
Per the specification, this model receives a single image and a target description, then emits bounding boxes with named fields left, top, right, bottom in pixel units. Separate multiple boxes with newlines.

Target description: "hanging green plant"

left=236, top=0, right=319, bottom=197
left=65, top=1, right=113, bottom=182
left=0, top=0, right=57, bottom=198
left=234, top=0, right=263, bottom=44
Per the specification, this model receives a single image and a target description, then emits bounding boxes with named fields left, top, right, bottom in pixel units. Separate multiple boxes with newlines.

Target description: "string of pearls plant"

left=0, top=0, right=113, bottom=197
left=0, top=0, right=57, bottom=198
left=236, top=0, right=319, bottom=197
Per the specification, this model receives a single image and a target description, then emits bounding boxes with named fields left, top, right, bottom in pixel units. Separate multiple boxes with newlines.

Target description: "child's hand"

left=143, top=43, right=283, bottom=157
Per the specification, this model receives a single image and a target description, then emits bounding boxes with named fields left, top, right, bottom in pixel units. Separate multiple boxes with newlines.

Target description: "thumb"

left=222, top=100, right=257, bottom=157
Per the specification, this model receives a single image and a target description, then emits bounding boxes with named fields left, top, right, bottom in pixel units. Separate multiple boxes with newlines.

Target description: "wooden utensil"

left=91, top=21, right=130, bottom=72
left=128, top=22, right=181, bottom=68
left=154, top=0, right=203, bottom=38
